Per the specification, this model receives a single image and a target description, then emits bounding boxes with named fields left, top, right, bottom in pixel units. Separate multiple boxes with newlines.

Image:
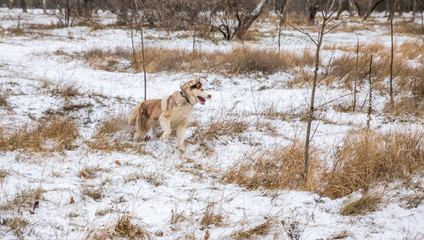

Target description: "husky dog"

left=128, top=78, right=211, bottom=153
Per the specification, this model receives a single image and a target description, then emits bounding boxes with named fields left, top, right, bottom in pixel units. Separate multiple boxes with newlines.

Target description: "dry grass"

left=81, top=184, right=104, bottom=201
left=87, top=215, right=149, bottom=240
left=55, top=48, right=132, bottom=72
left=78, top=166, right=103, bottom=179
left=88, top=114, right=138, bottom=153
left=200, top=203, right=223, bottom=227
left=340, top=193, right=381, bottom=216
left=115, top=215, right=149, bottom=239
left=42, top=79, right=84, bottom=100
left=187, top=117, right=250, bottom=156
left=321, top=130, right=424, bottom=199
left=398, top=40, right=424, bottom=60
left=1, top=217, right=29, bottom=239
left=0, top=90, right=8, bottom=107
left=0, top=187, right=45, bottom=211
left=222, top=137, right=318, bottom=191
left=400, top=193, right=424, bottom=209
left=232, top=221, right=272, bottom=240
left=134, top=46, right=314, bottom=75
left=0, top=117, right=79, bottom=153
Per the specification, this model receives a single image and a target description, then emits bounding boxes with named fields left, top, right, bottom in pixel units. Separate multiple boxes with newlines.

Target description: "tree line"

left=2, top=0, right=424, bottom=40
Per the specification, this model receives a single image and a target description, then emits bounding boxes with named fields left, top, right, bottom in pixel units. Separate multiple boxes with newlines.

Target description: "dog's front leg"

left=159, top=115, right=171, bottom=142
left=176, top=120, right=189, bottom=153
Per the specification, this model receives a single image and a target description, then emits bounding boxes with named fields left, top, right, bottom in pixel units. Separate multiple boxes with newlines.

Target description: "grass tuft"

left=321, top=130, right=424, bottom=199
left=232, top=221, right=272, bottom=240
left=222, top=137, right=318, bottom=191
left=115, top=215, right=149, bottom=239
left=340, top=193, right=381, bottom=216
left=0, top=117, right=79, bottom=153
left=200, top=203, right=223, bottom=227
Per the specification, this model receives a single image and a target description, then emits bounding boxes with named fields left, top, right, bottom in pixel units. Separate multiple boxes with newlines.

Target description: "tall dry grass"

left=222, top=137, right=320, bottom=191
left=222, top=129, right=423, bottom=200
left=321, top=130, right=424, bottom=199
left=134, top=47, right=314, bottom=75
left=0, top=117, right=79, bottom=153
left=88, top=114, right=135, bottom=152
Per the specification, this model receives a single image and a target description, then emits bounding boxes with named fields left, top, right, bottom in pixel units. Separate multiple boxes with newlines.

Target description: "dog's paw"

left=160, top=136, right=167, bottom=142
left=178, top=146, right=186, bottom=153
left=144, top=135, right=151, bottom=141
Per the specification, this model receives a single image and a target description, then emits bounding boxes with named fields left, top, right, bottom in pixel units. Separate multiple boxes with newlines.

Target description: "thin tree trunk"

left=140, top=19, right=147, bottom=102
left=367, top=54, right=373, bottom=130
left=234, top=0, right=269, bottom=40
left=130, top=22, right=138, bottom=72
left=353, top=34, right=359, bottom=111
left=192, top=24, right=197, bottom=53
left=133, top=0, right=147, bottom=101
left=278, top=18, right=282, bottom=52
left=389, top=0, right=397, bottom=106
left=20, top=0, right=27, bottom=13
left=363, top=0, right=385, bottom=21
left=304, top=21, right=325, bottom=179
left=43, top=0, right=47, bottom=14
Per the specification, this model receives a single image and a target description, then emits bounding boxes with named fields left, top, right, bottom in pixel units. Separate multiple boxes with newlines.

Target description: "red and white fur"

left=128, top=78, right=211, bottom=153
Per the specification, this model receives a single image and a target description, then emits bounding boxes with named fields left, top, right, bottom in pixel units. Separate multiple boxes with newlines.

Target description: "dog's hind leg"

left=159, top=115, right=171, bottom=142
left=176, top=120, right=189, bottom=153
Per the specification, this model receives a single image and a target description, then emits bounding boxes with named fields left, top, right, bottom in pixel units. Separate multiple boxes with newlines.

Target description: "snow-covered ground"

left=1, top=8, right=424, bottom=240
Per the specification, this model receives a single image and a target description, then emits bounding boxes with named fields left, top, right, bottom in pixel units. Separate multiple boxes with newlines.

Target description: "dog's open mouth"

left=197, top=96, right=206, bottom=105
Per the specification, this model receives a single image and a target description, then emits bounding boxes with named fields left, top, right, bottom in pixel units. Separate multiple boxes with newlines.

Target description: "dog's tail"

left=136, top=104, right=149, bottom=134
left=128, top=103, right=141, bottom=126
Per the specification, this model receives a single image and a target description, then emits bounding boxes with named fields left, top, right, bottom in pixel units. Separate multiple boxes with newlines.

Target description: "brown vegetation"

left=88, top=114, right=137, bottom=152
left=232, top=221, right=272, bottom=240
left=321, top=130, right=424, bottom=199
left=200, top=203, right=223, bottom=227
left=87, top=215, right=149, bottom=240
left=223, top=129, right=423, bottom=200
left=222, top=137, right=319, bottom=191
left=133, top=46, right=314, bottom=75
left=340, top=193, right=381, bottom=216
left=0, top=117, right=79, bottom=153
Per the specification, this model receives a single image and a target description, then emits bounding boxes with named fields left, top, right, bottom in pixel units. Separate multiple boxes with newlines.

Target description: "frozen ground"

left=1, top=8, right=424, bottom=240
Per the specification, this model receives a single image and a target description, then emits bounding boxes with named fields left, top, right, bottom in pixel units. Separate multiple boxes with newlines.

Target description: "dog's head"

left=180, top=78, right=211, bottom=105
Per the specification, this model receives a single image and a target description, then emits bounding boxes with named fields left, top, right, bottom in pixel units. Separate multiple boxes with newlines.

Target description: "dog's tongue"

left=197, top=96, right=206, bottom=105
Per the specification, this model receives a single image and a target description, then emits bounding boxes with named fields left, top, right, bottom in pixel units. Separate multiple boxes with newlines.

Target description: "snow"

left=1, top=7, right=424, bottom=240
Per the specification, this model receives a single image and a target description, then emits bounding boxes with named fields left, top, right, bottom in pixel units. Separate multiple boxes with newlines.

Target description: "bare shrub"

left=222, top=137, right=319, bottom=190
left=321, top=130, right=424, bottom=199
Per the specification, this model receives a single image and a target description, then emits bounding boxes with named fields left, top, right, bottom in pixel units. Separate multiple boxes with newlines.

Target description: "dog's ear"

left=190, top=77, right=202, bottom=89
left=180, top=81, right=189, bottom=96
